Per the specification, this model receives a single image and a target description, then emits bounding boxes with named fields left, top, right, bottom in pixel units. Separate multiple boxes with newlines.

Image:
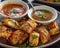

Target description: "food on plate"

left=44, top=0, right=60, bottom=2
left=32, top=9, right=53, bottom=21
left=0, top=17, right=59, bottom=47
left=20, top=23, right=33, bottom=34
left=29, top=32, right=39, bottom=46
left=1, top=4, right=26, bottom=17
left=18, top=33, right=28, bottom=44
left=0, top=25, right=7, bottom=32
left=3, top=19, right=20, bottom=29
left=9, top=30, right=23, bottom=45
left=46, top=22, right=59, bottom=35
left=26, top=19, right=37, bottom=29
left=49, top=28, right=59, bottom=35
left=20, top=20, right=37, bottom=34
left=37, top=26, right=51, bottom=43
left=47, top=22, right=59, bottom=29
left=0, top=26, right=12, bottom=39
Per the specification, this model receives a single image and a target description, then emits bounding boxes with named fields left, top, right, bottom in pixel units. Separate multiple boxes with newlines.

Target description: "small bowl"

left=28, top=5, right=58, bottom=25
left=0, top=0, right=29, bottom=20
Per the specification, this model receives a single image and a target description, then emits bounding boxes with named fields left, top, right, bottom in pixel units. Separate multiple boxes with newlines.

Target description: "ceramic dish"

left=0, top=0, right=29, bottom=20
left=0, top=3, right=59, bottom=48
left=28, top=5, right=58, bottom=25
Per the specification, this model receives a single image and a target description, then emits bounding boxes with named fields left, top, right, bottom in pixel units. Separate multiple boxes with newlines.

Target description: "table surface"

left=0, top=0, right=60, bottom=48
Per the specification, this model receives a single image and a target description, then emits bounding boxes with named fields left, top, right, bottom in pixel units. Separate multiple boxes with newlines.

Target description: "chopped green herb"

left=39, top=16, right=46, bottom=19
left=12, top=20, right=16, bottom=23
left=9, top=19, right=16, bottom=23
left=20, top=43, right=27, bottom=48
left=44, top=29, right=47, bottom=33
left=39, top=44, right=44, bottom=46
left=38, top=11, right=44, bottom=15
left=13, top=9, right=17, bottom=14
left=22, top=24, right=28, bottom=27
left=31, top=35, right=37, bottom=39
left=39, top=16, right=44, bottom=18
left=9, top=9, right=17, bottom=14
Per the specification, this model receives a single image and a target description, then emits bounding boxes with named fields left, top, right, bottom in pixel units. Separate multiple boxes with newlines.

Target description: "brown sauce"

left=1, top=4, right=26, bottom=16
left=32, top=9, right=53, bottom=21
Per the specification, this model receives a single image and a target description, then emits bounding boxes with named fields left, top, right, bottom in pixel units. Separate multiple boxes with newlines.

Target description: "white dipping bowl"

left=28, top=5, right=58, bottom=25
left=0, top=0, right=29, bottom=20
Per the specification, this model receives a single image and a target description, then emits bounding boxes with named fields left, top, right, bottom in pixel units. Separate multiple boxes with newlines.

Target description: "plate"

left=0, top=3, right=60, bottom=48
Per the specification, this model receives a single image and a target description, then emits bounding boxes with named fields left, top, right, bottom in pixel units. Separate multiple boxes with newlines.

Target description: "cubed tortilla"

left=37, top=26, right=51, bottom=43
left=29, top=31, right=39, bottom=46
left=27, top=19, right=37, bottom=29
left=49, top=28, right=59, bottom=35
left=18, top=33, right=28, bottom=44
left=20, top=23, right=33, bottom=34
left=47, top=22, right=59, bottom=35
left=3, top=19, right=20, bottom=29
left=0, top=26, right=12, bottom=39
left=9, top=30, right=23, bottom=45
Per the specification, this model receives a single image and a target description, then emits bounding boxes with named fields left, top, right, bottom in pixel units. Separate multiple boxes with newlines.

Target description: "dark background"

left=0, top=0, right=60, bottom=48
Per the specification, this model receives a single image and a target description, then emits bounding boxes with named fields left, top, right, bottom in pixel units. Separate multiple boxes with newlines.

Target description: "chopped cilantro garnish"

left=39, top=16, right=44, bottom=18
left=20, top=43, right=27, bottom=48
left=22, top=24, right=28, bottom=27
left=44, top=29, right=48, bottom=33
left=13, top=9, right=17, bottom=14
left=31, top=35, right=37, bottom=39
left=12, top=20, right=16, bottom=23
left=39, top=44, right=44, bottom=46
left=39, top=16, right=46, bottom=19
left=9, top=9, right=17, bottom=14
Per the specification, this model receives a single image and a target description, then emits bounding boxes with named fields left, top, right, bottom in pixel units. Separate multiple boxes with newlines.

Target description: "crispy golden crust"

left=20, top=23, right=33, bottom=34
left=0, top=17, right=59, bottom=46
left=9, top=30, right=24, bottom=45
left=18, top=33, right=28, bottom=44
left=47, top=22, right=59, bottom=29
left=27, top=19, right=37, bottom=29
left=3, top=19, right=20, bottom=29
left=20, top=20, right=37, bottom=34
left=29, top=32, right=39, bottom=46
left=0, top=26, right=12, bottom=39
left=37, top=26, right=51, bottom=43
left=47, top=22, right=59, bottom=35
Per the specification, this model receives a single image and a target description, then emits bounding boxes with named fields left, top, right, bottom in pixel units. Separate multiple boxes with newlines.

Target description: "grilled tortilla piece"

left=47, top=22, right=59, bottom=35
left=29, top=31, right=39, bottom=46
left=0, top=26, right=12, bottom=40
left=37, top=26, right=51, bottom=44
left=26, top=19, right=37, bottom=29
left=20, top=20, right=37, bottom=34
left=20, top=23, right=33, bottom=34
left=9, top=30, right=24, bottom=45
left=18, top=33, right=28, bottom=44
left=3, top=19, right=20, bottom=29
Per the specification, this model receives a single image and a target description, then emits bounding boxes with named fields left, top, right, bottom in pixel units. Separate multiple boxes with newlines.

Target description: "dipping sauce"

left=32, top=9, right=53, bottom=21
left=1, top=4, right=26, bottom=17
